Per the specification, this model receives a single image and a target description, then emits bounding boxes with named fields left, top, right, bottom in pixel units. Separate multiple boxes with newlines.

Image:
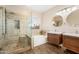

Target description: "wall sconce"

left=31, top=24, right=40, bottom=29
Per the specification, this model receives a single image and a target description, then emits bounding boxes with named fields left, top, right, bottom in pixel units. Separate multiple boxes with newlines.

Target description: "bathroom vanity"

left=63, top=33, right=79, bottom=53
left=47, top=32, right=62, bottom=46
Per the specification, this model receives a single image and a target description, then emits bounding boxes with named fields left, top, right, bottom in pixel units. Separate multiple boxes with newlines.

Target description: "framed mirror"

left=66, top=9, right=79, bottom=27
left=52, top=15, right=63, bottom=27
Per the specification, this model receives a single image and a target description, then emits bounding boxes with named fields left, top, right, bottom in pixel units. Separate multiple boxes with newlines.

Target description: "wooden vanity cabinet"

left=63, top=35, right=79, bottom=53
left=47, top=33, right=62, bottom=45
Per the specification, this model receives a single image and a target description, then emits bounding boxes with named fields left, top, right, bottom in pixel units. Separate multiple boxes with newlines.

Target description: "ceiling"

left=2, top=5, right=31, bottom=16
left=1, top=5, right=56, bottom=15
left=30, top=5, right=56, bottom=13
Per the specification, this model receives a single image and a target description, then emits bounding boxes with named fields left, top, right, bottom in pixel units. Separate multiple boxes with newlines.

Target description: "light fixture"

left=56, top=11, right=62, bottom=15
left=62, top=10, right=66, bottom=13
left=56, top=12, right=59, bottom=15
left=66, top=8, right=71, bottom=12
left=72, top=6, right=77, bottom=11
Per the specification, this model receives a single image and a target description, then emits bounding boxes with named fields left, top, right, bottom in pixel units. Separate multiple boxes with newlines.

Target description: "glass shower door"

left=0, top=8, right=3, bottom=40
left=3, top=12, right=20, bottom=52
left=0, top=7, right=6, bottom=51
left=5, top=11, right=32, bottom=53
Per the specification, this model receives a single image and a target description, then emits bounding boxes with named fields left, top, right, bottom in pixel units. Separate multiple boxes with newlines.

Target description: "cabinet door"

left=63, top=35, right=79, bottom=53
left=47, top=33, right=60, bottom=45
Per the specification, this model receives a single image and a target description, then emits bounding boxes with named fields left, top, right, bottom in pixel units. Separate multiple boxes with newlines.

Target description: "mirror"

left=67, top=10, right=79, bottom=27
left=52, top=15, right=63, bottom=27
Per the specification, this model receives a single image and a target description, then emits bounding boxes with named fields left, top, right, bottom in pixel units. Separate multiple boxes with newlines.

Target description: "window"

left=28, top=16, right=40, bottom=29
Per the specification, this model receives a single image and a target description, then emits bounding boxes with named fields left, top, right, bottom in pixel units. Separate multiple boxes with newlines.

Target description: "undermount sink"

left=63, top=33, right=79, bottom=37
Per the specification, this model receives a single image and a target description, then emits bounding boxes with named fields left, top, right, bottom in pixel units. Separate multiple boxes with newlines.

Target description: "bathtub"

left=31, top=35, right=47, bottom=48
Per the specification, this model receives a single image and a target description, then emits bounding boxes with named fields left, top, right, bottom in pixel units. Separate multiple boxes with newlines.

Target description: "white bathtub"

left=32, top=35, right=47, bottom=48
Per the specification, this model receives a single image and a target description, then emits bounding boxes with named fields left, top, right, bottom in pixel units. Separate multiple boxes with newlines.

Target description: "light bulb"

left=72, top=6, right=77, bottom=11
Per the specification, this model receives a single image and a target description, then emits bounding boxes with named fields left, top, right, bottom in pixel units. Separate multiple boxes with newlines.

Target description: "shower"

left=0, top=6, right=31, bottom=54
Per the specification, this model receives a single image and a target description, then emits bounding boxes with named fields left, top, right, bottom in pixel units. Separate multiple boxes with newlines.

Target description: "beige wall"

left=20, top=15, right=32, bottom=37
left=41, top=5, right=79, bottom=33
left=19, top=5, right=79, bottom=37
left=32, top=11, right=43, bottom=35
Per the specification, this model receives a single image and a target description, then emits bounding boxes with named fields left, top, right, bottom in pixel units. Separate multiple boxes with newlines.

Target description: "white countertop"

left=48, top=31, right=62, bottom=34
left=63, top=33, right=79, bottom=37
left=48, top=31, right=79, bottom=37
